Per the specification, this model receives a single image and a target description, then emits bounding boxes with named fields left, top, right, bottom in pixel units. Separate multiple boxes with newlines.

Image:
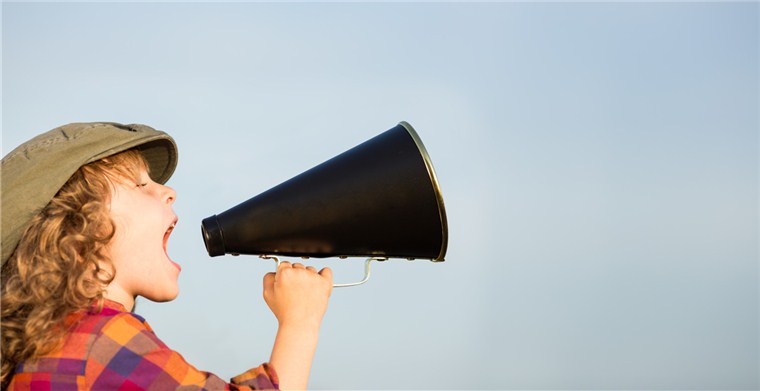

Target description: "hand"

left=263, top=261, right=333, bottom=329
left=264, top=262, right=333, bottom=390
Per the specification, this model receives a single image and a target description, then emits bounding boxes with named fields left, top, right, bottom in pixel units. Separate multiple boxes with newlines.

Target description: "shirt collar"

left=103, top=298, right=128, bottom=311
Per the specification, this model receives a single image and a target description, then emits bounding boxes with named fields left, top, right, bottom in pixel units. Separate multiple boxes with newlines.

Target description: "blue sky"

left=3, top=2, right=758, bottom=389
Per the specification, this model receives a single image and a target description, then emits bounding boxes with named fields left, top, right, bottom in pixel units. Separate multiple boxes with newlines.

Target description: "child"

left=1, top=122, right=333, bottom=390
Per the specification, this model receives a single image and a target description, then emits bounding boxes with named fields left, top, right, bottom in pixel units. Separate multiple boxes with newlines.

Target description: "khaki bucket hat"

left=1, top=122, right=178, bottom=265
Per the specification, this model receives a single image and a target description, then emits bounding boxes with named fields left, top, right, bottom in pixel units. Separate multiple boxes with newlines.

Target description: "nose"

left=162, top=184, right=177, bottom=205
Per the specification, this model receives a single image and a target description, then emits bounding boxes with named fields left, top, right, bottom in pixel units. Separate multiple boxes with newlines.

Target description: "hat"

left=1, top=122, right=178, bottom=265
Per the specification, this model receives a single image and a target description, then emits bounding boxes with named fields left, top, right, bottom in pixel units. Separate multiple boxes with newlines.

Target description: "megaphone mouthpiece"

left=201, top=215, right=225, bottom=257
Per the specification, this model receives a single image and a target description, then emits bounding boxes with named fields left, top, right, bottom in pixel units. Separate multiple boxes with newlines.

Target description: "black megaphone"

left=201, top=121, right=447, bottom=284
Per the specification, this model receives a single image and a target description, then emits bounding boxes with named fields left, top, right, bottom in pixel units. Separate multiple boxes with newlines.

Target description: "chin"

left=145, top=288, right=180, bottom=303
left=162, top=290, right=180, bottom=302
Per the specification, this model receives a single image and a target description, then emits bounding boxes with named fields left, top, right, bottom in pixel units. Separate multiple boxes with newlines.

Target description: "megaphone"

left=201, top=121, right=447, bottom=285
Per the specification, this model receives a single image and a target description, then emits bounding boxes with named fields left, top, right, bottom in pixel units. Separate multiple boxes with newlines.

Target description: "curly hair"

left=1, top=149, right=147, bottom=388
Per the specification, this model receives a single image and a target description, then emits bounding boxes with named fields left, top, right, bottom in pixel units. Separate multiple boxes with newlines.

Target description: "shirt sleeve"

left=84, top=312, right=279, bottom=390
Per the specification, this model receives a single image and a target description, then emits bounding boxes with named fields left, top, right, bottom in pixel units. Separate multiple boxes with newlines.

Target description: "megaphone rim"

left=398, top=121, right=449, bottom=262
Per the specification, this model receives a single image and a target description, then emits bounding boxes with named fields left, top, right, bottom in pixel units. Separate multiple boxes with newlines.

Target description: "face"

left=106, top=166, right=181, bottom=306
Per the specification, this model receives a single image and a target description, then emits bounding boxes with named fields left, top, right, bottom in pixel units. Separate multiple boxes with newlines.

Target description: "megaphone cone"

left=201, top=121, right=447, bottom=262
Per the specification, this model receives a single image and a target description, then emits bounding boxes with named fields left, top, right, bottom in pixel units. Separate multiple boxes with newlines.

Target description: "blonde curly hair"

left=1, top=149, right=147, bottom=388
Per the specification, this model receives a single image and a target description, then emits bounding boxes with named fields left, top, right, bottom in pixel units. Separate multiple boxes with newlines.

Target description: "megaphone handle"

left=332, top=258, right=374, bottom=288
left=259, top=255, right=377, bottom=288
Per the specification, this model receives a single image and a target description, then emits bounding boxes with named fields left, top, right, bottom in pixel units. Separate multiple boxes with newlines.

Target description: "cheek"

left=108, top=213, right=139, bottom=258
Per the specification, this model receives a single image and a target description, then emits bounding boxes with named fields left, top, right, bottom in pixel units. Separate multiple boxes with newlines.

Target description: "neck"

left=103, top=286, right=136, bottom=312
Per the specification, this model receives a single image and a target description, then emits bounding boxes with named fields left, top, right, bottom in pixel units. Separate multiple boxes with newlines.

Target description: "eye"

left=136, top=182, right=148, bottom=188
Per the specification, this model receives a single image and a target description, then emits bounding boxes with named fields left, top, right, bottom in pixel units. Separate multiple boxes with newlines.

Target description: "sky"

left=2, top=1, right=758, bottom=389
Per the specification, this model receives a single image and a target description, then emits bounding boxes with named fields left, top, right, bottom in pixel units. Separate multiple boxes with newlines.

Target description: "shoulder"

left=85, top=312, right=180, bottom=388
left=90, top=311, right=165, bottom=358
left=69, top=302, right=154, bottom=338
left=99, top=311, right=154, bottom=337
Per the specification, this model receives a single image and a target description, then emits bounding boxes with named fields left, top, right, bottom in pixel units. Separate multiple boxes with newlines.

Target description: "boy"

left=1, top=122, right=332, bottom=390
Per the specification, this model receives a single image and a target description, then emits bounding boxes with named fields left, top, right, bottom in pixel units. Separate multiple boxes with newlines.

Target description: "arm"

left=263, top=262, right=333, bottom=391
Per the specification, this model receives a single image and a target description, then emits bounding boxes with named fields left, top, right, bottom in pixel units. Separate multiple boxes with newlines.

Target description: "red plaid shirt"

left=8, top=300, right=278, bottom=390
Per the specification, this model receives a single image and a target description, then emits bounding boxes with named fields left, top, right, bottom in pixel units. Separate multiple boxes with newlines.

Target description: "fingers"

left=273, top=261, right=332, bottom=285
left=318, top=267, right=333, bottom=281
left=278, top=261, right=317, bottom=273
left=319, top=267, right=333, bottom=297
left=277, top=261, right=292, bottom=272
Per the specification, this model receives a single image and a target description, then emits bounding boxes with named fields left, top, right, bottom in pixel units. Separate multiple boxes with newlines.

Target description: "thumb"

left=263, top=272, right=276, bottom=298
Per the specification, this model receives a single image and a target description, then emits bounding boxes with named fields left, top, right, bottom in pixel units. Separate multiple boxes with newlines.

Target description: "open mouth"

left=163, top=219, right=181, bottom=271
left=163, top=221, right=176, bottom=250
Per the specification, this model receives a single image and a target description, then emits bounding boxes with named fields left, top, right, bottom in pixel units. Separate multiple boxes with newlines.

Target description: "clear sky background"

left=2, top=1, right=758, bottom=389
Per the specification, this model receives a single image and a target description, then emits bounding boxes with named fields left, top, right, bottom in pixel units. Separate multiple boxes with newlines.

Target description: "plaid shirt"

left=8, top=300, right=278, bottom=390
